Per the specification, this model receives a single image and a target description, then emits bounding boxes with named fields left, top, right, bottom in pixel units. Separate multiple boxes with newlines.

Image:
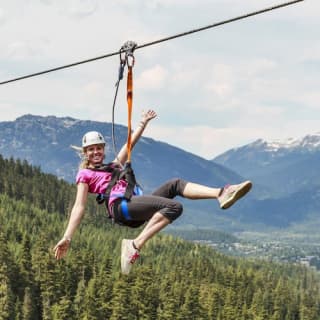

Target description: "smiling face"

left=84, top=143, right=105, bottom=166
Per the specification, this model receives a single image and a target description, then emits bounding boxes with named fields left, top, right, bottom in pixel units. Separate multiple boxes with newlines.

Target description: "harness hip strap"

left=120, top=199, right=131, bottom=220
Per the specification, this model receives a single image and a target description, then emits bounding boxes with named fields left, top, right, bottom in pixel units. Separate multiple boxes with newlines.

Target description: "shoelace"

left=220, top=184, right=231, bottom=196
left=130, top=251, right=140, bottom=264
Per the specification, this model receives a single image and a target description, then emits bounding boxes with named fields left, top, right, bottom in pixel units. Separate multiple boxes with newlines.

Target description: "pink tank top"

left=76, top=168, right=128, bottom=209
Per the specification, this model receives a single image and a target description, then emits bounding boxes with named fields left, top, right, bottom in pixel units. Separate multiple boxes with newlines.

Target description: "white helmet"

left=82, top=131, right=106, bottom=148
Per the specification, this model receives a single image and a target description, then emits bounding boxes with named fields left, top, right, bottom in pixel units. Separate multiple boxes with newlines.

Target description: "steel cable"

left=0, top=0, right=303, bottom=86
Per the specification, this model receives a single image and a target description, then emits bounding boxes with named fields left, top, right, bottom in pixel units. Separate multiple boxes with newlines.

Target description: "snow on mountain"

left=248, top=133, right=320, bottom=153
left=213, top=132, right=320, bottom=199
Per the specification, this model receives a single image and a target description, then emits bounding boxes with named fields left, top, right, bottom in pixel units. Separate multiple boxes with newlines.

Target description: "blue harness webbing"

left=120, top=199, right=131, bottom=220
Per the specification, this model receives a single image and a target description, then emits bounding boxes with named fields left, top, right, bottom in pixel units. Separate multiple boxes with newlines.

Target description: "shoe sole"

left=121, top=239, right=130, bottom=275
left=221, top=180, right=252, bottom=210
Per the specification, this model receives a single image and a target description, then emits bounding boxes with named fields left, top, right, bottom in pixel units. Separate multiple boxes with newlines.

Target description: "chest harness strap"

left=95, top=162, right=142, bottom=219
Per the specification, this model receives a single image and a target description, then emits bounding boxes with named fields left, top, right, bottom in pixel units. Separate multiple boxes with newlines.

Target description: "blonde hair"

left=79, top=157, right=90, bottom=169
left=70, top=145, right=90, bottom=169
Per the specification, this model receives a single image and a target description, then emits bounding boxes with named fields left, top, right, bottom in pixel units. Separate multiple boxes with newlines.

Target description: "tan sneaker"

left=218, top=180, right=252, bottom=209
left=121, top=239, right=140, bottom=275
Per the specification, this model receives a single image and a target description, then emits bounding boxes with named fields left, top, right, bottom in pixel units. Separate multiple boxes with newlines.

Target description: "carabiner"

left=121, top=40, right=137, bottom=68
left=121, top=40, right=137, bottom=55
left=126, top=53, right=135, bottom=68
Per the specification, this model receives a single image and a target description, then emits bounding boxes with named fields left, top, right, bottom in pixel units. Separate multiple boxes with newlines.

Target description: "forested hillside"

left=1, top=156, right=320, bottom=319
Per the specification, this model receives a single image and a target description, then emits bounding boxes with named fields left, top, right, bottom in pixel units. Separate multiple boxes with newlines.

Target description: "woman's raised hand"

left=141, top=109, right=157, bottom=123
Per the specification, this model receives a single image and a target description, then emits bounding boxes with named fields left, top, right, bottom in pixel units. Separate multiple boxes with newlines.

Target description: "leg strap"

left=120, top=199, right=131, bottom=220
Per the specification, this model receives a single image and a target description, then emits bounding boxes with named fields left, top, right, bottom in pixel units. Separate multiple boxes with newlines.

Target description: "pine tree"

left=157, top=275, right=179, bottom=320
left=51, top=295, right=73, bottom=320
left=19, top=235, right=38, bottom=320
left=96, top=258, right=113, bottom=319
left=14, top=298, right=22, bottom=320
left=222, top=288, right=238, bottom=320
left=109, top=277, right=131, bottom=320
left=206, top=285, right=224, bottom=320
left=0, top=263, right=14, bottom=320
left=178, top=283, right=204, bottom=320
left=21, top=287, right=33, bottom=320
left=73, top=276, right=86, bottom=320
left=249, top=288, right=267, bottom=320
left=130, top=266, right=159, bottom=319
left=82, top=277, right=101, bottom=320
left=271, top=278, right=289, bottom=320
left=299, top=289, right=320, bottom=320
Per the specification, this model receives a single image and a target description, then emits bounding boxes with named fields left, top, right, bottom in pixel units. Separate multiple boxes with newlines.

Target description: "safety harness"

left=95, top=41, right=144, bottom=228
left=94, top=162, right=143, bottom=227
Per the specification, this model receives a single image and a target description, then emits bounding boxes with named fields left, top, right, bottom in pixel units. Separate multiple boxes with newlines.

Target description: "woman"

left=54, top=110, right=252, bottom=275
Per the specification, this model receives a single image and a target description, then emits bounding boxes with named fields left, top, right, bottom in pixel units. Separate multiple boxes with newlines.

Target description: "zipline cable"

left=0, top=0, right=303, bottom=86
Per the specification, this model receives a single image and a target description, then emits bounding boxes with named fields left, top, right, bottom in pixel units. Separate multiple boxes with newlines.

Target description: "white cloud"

left=83, top=81, right=104, bottom=95
left=245, top=58, right=277, bottom=76
left=205, top=63, right=234, bottom=99
left=297, top=92, right=320, bottom=110
left=136, top=65, right=168, bottom=90
left=37, top=0, right=99, bottom=17
left=6, top=41, right=45, bottom=60
left=149, top=124, right=263, bottom=159
left=0, top=7, right=6, bottom=25
left=62, top=0, right=99, bottom=18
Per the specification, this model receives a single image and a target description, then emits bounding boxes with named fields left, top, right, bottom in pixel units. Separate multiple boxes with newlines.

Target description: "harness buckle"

left=96, top=193, right=106, bottom=204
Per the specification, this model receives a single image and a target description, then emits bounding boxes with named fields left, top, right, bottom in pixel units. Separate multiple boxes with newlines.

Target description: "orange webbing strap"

left=126, top=65, right=133, bottom=162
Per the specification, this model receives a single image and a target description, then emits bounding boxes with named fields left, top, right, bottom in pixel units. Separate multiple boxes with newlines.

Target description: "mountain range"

left=1, top=114, right=320, bottom=234
left=213, top=135, right=320, bottom=197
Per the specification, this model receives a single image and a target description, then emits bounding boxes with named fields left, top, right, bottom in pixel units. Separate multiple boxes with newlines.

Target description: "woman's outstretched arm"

left=114, top=109, right=157, bottom=165
left=53, top=182, right=88, bottom=259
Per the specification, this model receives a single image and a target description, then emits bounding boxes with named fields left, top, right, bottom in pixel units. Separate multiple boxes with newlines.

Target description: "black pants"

left=113, top=178, right=186, bottom=226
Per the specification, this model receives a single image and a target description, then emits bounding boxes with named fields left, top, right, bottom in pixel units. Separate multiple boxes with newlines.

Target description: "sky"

left=0, top=0, right=319, bottom=159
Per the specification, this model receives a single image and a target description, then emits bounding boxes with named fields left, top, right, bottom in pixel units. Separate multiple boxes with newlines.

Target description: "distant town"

left=195, top=239, right=320, bottom=271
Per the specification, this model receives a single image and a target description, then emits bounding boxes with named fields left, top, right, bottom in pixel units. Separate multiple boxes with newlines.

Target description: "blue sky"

left=0, top=0, right=318, bottom=159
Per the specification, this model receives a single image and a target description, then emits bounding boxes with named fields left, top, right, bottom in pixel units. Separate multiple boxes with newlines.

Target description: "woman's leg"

left=115, top=194, right=183, bottom=249
left=118, top=195, right=182, bottom=274
left=133, top=212, right=170, bottom=250
left=152, top=178, right=252, bottom=209
left=152, top=178, right=221, bottom=199
left=121, top=213, right=170, bottom=274
left=182, top=182, right=221, bottom=199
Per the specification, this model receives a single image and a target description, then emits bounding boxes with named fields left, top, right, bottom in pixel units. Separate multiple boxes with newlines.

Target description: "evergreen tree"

left=109, top=277, right=131, bottom=320
left=157, top=276, right=179, bottom=320
left=271, top=278, right=289, bottom=320
left=0, top=263, right=14, bottom=320
left=222, top=288, right=239, bottom=320
left=82, top=277, right=101, bottom=320
left=206, top=286, right=223, bottom=320
left=14, top=298, right=21, bottom=320
left=178, top=283, right=204, bottom=320
left=249, top=288, right=266, bottom=319
left=73, top=276, right=86, bottom=320
left=299, top=290, right=320, bottom=320
left=51, top=295, right=73, bottom=320
left=21, top=287, right=33, bottom=320
left=131, top=266, right=159, bottom=319
left=96, top=258, right=113, bottom=319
